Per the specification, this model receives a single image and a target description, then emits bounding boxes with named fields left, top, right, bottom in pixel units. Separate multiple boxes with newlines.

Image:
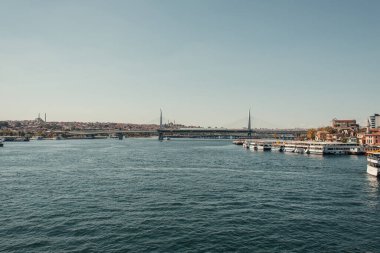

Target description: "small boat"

left=284, top=144, right=296, bottom=152
left=257, top=142, right=271, bottom=151
left=295, top=147, right=305, bottom=154
left=272, top=145, right=284, bottom=152
left=233, top=140, right=245, bottom=145
left=249, top=142, right=257, bottom=150
left=31, top=136, right=44, bottom=140
left=367, top=151, right=380, bottom=177
left=14, top=137, right=30, bottom=142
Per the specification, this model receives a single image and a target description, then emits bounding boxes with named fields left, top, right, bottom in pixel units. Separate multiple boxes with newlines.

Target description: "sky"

left=0, top=0, right=379, bottom=128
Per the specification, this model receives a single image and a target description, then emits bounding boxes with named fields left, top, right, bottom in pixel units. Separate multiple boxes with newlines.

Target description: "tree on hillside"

left=317, top=126, right=336, bottom=134
left=307, top=129, right=317, bottom=140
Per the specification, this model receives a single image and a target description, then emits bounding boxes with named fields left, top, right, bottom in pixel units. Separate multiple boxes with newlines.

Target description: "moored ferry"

left=349, top=146, right=365, bottom=155
left=307, top=143, right=324, bottom=155
left=284, top=141, right=364, bottom=155
left=367, top=151, right=380, bottom=177
left=321, top=142, right=361, bottom=155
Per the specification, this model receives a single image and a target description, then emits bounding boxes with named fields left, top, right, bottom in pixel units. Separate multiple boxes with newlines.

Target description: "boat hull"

left=272, top=146, right=284, bottom=152
left=308, top=149, right=324, bottom=155
left=367, top=165, right=379, bottom=177
left=284, top=147, right=295, bottom=152
left=295, top=148, right=305, bottom=154
left=257, top=146, right=271, bottom=151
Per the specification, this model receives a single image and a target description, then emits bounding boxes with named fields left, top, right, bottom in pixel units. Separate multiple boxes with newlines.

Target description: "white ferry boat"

left=367, top=151, right=380, bottom=177
left=307, top=143, right=324, bottom=155
left=349, top=146, right=365, bottom=155
left=284, top=141, right=363, bottom=155
left=321, top=142, right=360, bottom=155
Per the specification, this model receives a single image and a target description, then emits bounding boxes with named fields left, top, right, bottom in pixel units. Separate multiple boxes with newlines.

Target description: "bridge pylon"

left=158, top=109, right=164, bottom=141
left=248, top=109, right=252, bottom=137
left=116, top=132, right=123, bottom=140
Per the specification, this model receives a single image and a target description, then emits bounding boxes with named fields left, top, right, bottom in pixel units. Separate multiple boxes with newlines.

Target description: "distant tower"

left=248, top=109, right=252, bottom=137
left=158, top=109, right=164, bottom=141
left=44, top=113, right=46, bottom=123
left=38, top=113, right=40, bottom=119
left=160, top=109, right=163, bottom=129
left=367, top=119, right=370, bottom=134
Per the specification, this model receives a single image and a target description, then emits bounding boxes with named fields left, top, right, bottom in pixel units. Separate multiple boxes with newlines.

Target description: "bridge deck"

left=65, top=128, right=306, bottom=135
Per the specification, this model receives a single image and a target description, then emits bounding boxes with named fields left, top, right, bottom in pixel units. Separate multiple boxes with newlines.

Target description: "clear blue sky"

left=0, top=0, right=379, bottom=128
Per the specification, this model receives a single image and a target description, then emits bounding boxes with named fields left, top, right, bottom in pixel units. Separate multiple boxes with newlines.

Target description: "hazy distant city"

left=1, top=113, right=379, bottom=147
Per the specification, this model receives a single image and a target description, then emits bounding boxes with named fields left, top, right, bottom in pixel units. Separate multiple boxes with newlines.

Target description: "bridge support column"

left=116, top=132, right=123, bottom=140
left=158, top=131, right=164, bottom=141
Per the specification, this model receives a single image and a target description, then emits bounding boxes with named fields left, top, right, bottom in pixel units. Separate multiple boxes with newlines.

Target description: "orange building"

left=365, top=133, right=380, bottom=146
left=357, top=132, right=366, bottom=145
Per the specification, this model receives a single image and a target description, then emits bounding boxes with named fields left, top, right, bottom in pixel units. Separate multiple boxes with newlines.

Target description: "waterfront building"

left=365, top=133, right=380, bottom=146
left=369, top=113, right=380, bottom=129
left=332, top=119, right=358, bottom=130
left=315, top=131, right=338, bottom=142
left=331, top=119, right=359, bottom=139
left=315, top=130, right=329, bottom=141
left=357, top=132, right=367, bottom=145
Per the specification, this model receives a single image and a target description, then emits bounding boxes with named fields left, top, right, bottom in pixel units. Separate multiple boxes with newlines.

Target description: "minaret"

left=367, top=119, right=370, bottom=134
left=44, top=113, right=46, bottom=123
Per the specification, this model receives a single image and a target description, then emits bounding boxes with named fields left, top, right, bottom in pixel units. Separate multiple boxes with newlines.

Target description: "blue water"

left=0, top=139, right=379, bottom=252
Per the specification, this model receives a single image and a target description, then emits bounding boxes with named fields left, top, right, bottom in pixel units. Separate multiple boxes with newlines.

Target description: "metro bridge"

left=157, top=128, right=306, bottom=139
left=63, top=110, right=307, bottom=140
left=64, top=128, right=305, bottom=140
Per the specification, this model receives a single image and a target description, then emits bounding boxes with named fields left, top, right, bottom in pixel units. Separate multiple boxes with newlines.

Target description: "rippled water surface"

left=1, top=139, right=379, bottom=252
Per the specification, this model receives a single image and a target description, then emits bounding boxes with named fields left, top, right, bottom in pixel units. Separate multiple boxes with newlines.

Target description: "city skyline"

left=2, top=110, right=377, bottom=130
left=1, top=0, right=379, bottom=128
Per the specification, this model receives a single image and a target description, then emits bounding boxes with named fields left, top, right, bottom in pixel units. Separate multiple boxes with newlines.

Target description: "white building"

left=369, top=113, right=380, bottom=129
